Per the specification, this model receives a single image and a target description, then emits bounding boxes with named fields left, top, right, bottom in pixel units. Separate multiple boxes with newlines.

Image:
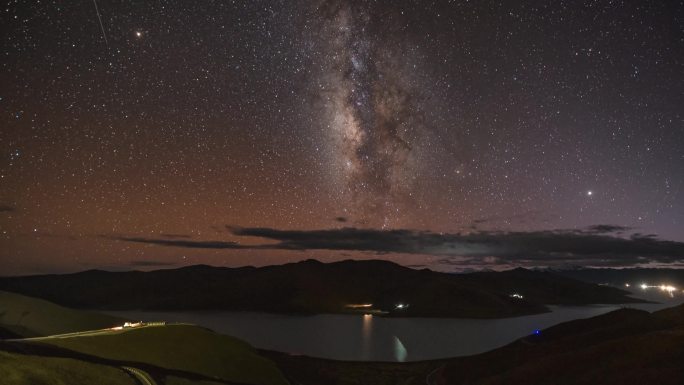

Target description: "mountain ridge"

left=0, top=259, right=642, bottom=318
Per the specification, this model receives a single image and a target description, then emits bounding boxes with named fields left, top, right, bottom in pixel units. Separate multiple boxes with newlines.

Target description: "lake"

left=106, top=292, right=684, bottom=362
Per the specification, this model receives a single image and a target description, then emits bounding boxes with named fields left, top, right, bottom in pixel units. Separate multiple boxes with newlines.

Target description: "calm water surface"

left=106, top=292, right=683, bottom=362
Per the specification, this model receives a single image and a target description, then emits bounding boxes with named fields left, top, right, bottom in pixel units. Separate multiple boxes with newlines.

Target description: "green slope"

left=0, top=350, right=136, bottom=385
left=33, top=324, right=288, bottom=385
left=0, top=290, right=126, bottom=337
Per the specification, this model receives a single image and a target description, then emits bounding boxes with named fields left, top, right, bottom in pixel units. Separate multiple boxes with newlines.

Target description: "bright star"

left=135, top=31, right=142, bottom=38
left=587, top=190, right=593, bottom=196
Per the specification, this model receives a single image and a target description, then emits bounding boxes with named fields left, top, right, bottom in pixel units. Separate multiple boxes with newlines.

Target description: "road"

left=10, top=329, right=115, bottom=341
left=122, top=366, right=157, bottom=385
left=425, top=364, right=444, bottom=385
left=11, top=322, right=176, bottom=342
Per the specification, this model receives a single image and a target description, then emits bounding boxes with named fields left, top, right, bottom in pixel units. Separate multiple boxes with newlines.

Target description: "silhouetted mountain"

left=553, top=267, right=684, bottom=288
left=0, top=260, right=641, bottom=318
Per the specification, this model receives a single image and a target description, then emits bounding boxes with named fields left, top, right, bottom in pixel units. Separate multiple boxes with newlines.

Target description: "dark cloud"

left=109, top=225, right=684, bottom=268
left=229, top=226, right=431, bottom=253
left=159, top=233, right=193, bottom=239
left=582, top=224, right=632, bottom=234
left=0, top=205, right=14, bottom=213
left=106, top=236, right=243, bottom=249
left=334, top=216, right=348, bottom=223
left=227, top=225, right=684, bottom=268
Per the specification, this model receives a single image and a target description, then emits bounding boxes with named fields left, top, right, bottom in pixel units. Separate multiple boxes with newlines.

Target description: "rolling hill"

left=555, top=267, right=684, bottom=288
left=0, top=293, right=290, bottom=385
left=1, top=291, right=682, bottom=385
left=0, top=350, right=137, bottom=385
left=23, top=324, right=288, bottom=385
left=0, top=290, right=126, bottom=337
left=0, top=259, right=641, bottom=318
left=436, top=303, right=684, bottom=385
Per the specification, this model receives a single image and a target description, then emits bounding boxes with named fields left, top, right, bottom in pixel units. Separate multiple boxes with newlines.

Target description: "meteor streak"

left=92, top=0, right=109, bottom=48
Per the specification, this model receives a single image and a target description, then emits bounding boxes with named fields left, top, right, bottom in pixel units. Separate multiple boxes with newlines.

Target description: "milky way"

left=1, top=1, right=682, bottom=274
left=311, top=1, right=425, bottom=226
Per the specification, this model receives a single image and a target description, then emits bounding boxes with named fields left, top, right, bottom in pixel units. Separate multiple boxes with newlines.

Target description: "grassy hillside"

left=30, top=324, right=288, bottom=385
left=0, top=291, right=126, bottom=337
left=0, top=292, right=289, bottom=385
left=1, top=290, right=682, bottom=385
left=0, top=350, right=136, bottom=385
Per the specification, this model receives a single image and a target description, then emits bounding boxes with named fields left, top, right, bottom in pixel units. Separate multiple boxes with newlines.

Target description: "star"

left=0, top=0, right=681, bottom=274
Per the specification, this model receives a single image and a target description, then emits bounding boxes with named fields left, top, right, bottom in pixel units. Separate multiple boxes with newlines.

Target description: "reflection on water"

left=361, top=314, right=372, bottom=360
left=393, top=336, right=408, bottom=362
left=106, top=294, right=684, bottom=362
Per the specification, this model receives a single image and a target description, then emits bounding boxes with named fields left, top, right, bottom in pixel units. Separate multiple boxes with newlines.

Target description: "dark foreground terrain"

left=0, top=291, right=287, bottom=385
left=0, top=259, right=640, bottom=318
left=262, top=303, right=684, bottom=385
left=1, top=290, right=682, bottom=385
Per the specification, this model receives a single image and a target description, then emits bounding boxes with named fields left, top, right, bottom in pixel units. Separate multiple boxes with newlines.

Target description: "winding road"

left=122, top=366, right=157, bottom=385
left=425, top=364, right=444, bottom=385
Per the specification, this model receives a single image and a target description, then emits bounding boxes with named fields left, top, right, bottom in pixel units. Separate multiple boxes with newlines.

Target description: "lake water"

left=105, top=292, right=684, bottom=362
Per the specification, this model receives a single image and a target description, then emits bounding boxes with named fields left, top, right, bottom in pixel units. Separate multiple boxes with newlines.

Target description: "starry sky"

left=1, top=0, right=683, bottom=275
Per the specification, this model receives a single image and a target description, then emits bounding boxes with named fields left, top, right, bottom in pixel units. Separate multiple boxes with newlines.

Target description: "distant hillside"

left=0, top=291, right=126, bottom=337
left=555, top=267, right=684, bottom=288
left=461, top=267, right=644, bottom=305
left=0, top=260, right=641, bottom=318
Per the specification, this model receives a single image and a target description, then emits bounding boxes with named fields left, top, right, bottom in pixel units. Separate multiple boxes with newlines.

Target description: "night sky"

left=1, top=1, right=683, bottom=275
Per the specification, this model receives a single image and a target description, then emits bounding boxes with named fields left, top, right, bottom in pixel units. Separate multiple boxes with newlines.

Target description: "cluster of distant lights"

left=625, top=283, right=681, bottom=297
left=345, top=303, right=409, bottom=315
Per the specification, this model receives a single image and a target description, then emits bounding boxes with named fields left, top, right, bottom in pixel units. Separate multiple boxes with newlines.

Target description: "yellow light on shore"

left=638, top=282, right=678, bottom=297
